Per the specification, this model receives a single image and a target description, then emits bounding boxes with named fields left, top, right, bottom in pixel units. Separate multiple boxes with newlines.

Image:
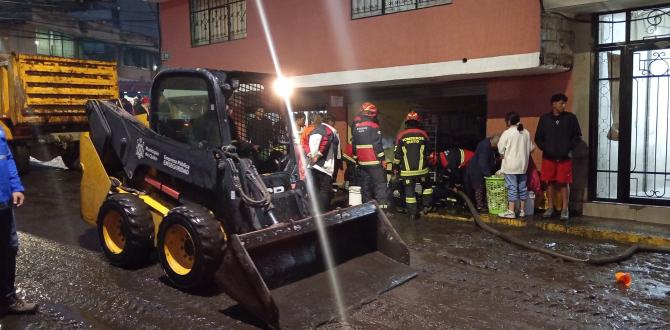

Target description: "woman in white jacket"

left=497, top=112, right=534, bottom=218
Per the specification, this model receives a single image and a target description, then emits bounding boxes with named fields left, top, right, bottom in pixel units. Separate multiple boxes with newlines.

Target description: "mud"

left=2, top=165, right=669, bottom=329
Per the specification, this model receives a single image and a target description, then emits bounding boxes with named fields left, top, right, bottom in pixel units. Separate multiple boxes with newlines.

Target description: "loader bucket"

left=216, top=202, right=416, bottom=329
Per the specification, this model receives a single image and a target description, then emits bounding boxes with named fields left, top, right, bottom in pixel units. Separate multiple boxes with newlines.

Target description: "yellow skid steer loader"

left=80, top=68, right=415, bottom=329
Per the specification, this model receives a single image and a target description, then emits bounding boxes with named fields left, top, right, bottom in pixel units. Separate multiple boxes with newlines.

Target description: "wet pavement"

left=2, top=164, right=670, bottom=329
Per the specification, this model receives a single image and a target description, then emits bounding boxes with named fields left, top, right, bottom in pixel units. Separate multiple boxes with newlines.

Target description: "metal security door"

left=623, top=46, right=670, bottom=204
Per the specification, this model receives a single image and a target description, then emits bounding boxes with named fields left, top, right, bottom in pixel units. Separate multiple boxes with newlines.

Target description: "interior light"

left=273, top=76, right=294, bottom=99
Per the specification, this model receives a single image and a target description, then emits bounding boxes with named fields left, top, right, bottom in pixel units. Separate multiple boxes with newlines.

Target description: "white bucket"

left=348, top=186, right=362, bottom=206
left=514, top=191, right=535, bottom=215
left=525, top=191, right=535, bottom=215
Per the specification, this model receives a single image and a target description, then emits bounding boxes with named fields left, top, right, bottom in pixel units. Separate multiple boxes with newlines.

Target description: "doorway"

left=593, top=6, right=670, bottom=205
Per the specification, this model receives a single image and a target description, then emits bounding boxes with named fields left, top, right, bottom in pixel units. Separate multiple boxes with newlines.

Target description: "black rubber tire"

left=10, top=144, right=30, bottom=175
left=97, top=194, right=155, bottom=268
left=61, top=142, right=80, bottom=170
left=157, top=205, right=224, bottom=290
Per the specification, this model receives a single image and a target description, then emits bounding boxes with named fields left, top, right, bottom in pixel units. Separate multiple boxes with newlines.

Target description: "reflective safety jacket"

left=431, top=148, right=474, bottom=172
left=352, top=115, right=385, bottom=167
left=342, top=143, right=355, bottom=164
left=430, top=148, right=474, bottom=188
left=393, top=128, right=430, bottom=177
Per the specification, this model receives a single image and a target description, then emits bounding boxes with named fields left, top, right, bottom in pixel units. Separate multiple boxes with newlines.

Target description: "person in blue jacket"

left=0, top=129, right=37, bottom=315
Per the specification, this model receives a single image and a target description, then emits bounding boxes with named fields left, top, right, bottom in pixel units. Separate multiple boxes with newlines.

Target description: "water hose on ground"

left=455, top=191, right=670, bottom=265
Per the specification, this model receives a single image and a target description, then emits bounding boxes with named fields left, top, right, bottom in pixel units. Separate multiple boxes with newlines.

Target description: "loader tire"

left=61, top=142, right=81, bottom=170
left=157, top=205, right=224, bottom=290
left=98, top=194, right=155, bottom=268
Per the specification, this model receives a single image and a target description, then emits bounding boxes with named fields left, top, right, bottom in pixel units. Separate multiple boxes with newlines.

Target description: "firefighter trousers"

left=360, top=165, right=388, bottom=207
left=402, top=175, right=433, bottom=216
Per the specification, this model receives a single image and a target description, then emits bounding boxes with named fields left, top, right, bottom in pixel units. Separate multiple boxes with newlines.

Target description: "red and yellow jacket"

left=351, top=115, right=385, bottom=167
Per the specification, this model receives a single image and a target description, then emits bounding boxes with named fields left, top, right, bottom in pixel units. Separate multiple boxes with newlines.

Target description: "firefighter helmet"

left=405, top=111, right=420, bottom=123
left=360, top=102, right=378, bottom=117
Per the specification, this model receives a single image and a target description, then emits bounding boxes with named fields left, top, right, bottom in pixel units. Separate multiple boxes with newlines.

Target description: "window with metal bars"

left=352, top=0, right=452, bottom=19
left=190, top=0, right=247, bottom=46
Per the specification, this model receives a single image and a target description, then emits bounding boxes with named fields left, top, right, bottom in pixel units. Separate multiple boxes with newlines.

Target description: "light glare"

left=273, top=77, right=294, bottom=99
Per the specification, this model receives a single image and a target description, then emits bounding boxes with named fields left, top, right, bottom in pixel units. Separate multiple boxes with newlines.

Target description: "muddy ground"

left=1, top=164, right=669, bottom=329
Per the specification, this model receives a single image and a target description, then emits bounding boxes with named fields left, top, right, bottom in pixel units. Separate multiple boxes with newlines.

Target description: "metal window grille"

left=226, top=81, right=290, bottom=172
left=190, top=0, right=247, bottom=46
left=352, top=0, right=452, bottom=19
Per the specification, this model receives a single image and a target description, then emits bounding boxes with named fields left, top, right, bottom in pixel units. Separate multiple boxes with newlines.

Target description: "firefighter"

left=393, top=111, right=432, bottom=221
left=430, top=147, right=475, bottom=190
left=352, top=102, right=388, bottom=207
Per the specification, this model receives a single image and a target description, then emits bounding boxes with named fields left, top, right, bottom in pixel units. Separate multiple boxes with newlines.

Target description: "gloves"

left=495, top=169, right=503, bottom=176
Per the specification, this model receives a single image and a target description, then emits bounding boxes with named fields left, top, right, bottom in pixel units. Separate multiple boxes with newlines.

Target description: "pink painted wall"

left=486, top=71, right=573, bottom=167
left=160, top=0, right=541, bottom=75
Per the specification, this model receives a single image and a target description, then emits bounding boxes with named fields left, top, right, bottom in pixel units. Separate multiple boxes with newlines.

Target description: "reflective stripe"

left=460, top=149, right=464, bottom=164
left=357, top=144, right=373, bottom=148
left=405, top=197, right=417, bottom=203
left=422, top=188, right=433, bottom=195
left=393, top=158, right=401, bottom=164
left=400, top=168, right=429, bottom=176
left=377, top=152, right=385, bottom=157
left=419, top=145, right=425, bottom=170
left=358, top=160, right=381, bottom=165
left=402, top=146, right=410, bottom=171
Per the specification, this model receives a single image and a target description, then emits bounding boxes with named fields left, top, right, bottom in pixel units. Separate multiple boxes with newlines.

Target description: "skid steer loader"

left=80, top=68, right=416, bottom=329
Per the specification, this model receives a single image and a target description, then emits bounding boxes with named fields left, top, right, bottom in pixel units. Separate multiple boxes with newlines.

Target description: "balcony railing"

left=352, top=0, right=452, bottom=19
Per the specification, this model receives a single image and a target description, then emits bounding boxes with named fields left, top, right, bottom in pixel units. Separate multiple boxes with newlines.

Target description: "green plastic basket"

left=485, top=176, right=508, bottom=215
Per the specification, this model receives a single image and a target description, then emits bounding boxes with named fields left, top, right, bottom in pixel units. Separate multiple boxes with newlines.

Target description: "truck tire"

left=157, top=205, right=224, bottom=290
left=97, top=193, right=154, bottom=268
left=10, top=144, right=30, bottom=175
left=61, top=142, right=81, bottom=170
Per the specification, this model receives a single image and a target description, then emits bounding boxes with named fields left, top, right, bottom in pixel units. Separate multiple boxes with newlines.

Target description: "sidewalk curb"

left=424, top=212, right=670, bottom=248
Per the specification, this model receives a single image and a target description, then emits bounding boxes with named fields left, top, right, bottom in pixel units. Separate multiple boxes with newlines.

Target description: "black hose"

left=224, top=152, right=273, bottom=209
left=455, top=191, right=670, bottom=265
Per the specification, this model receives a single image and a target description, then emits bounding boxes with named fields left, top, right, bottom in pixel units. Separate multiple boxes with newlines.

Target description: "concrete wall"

left=161, top=0, right=541, bottom=75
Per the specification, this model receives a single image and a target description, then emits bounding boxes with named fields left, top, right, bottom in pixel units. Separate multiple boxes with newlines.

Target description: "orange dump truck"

left=0, top=53, right=118, bottom=171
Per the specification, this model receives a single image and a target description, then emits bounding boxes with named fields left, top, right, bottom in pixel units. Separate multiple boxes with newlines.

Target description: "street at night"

left=4, top=1, right=670, bottom=329
left=1, top=164, right=668, bottom=329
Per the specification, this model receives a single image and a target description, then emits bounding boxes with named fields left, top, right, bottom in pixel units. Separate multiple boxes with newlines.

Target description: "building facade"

left=0, top=0, right=160, bottom=98
left=159, top=0, right=670, bottom=224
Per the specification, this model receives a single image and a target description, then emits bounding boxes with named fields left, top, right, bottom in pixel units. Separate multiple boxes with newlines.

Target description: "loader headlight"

left=273, top=77, right=294, bottom=99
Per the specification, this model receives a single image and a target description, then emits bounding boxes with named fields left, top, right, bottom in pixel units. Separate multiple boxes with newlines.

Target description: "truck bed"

left=1, top=53, right=118, bottom=128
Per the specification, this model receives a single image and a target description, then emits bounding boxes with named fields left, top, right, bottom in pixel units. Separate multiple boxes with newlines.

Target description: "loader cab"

left=149, top=70, right=230, bottom=149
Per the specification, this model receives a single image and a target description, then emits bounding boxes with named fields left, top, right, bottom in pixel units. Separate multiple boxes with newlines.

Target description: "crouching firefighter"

left=430, top=147, right=474, bottom=190
left=352, top=102, right=388, bottom=208
left=393, top=111, right=433, bottom=221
